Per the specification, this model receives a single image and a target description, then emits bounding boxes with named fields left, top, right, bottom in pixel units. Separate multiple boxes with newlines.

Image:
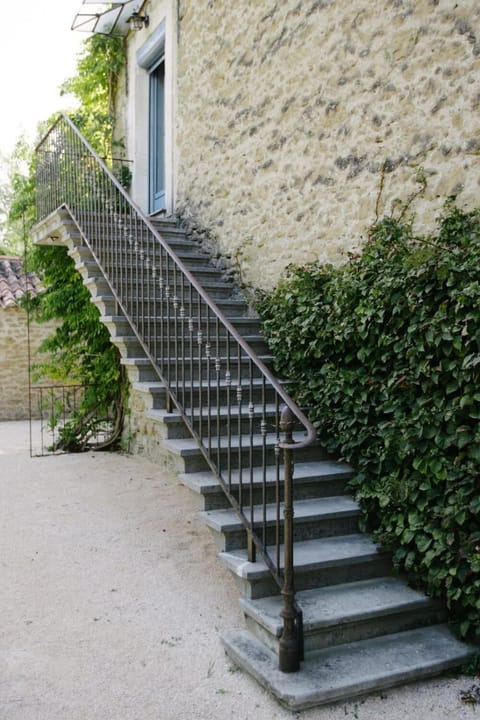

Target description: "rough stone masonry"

left=175, top=0, right=480, bottom=289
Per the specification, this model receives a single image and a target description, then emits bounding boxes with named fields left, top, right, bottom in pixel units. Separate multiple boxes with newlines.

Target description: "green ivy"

left=5, top=32, right=128, bottom=450
left=257, top=202, right=480, bottom=640
left=60, top=33, right=125, bottom=160
left=27, top=246, right=124, bottom=451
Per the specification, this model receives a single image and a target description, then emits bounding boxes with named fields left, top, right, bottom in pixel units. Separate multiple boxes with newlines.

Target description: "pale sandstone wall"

left=0, top=309, right=57, bottom=421
left=175, top=0, right=480, bottom=290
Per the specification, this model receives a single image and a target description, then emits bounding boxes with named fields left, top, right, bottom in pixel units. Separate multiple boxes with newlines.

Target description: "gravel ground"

left=0, top=420, right=478, bottom=720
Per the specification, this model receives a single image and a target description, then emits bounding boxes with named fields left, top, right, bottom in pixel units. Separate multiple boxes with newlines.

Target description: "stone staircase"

left=33, top=210, right=476, bottom=710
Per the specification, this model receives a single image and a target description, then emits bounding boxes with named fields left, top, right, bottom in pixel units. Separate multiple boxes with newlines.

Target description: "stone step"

left=200, top=496, right=360, bottom=551
left=146, top=403, right=280, bottom=439
left=121, top=357, right=160, bottom=382
left=74, top=241, right=217, bottom=271
left=179, top=461, right=352, bottom=510
left=102, top=314, right=263, bottom=338
left=219, top=534, right=391, bottom=599
left=76, top=258, right=231, bottom=286
left=92, top=293, right=250, bottom=317
left=155, top=234, right=205, bottom=250
left=240, top=576, right=447, bottom=654
left=120, top=347, right=272, bottom=382
left=72, top=247, right=224, bottom=281
left=149, top=219, right=185, bottom=232
left=108, top=336, right=147, bottom=359
left=78, top=220, right=187, bottom=240
left=84, top=273, right=238, bottom=300
left=222, top=624, right=476, bottom=711
left=109, top=328, right=271, bottom=366
left=70, top=244, right=216, bottom=273
left=148, top=354, right=274, bottom=383
left=131, top=381, right=168, bottom=410
left=164, top=433, right=328, bottom=474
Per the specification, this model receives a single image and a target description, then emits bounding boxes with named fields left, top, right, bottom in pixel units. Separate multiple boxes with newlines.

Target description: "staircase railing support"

left=278, top=406, right=301, bottom=672
left=34, top=114, right=318, bottom=675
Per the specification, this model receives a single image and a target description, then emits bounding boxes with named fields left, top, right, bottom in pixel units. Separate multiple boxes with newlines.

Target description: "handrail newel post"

left=278, top=406, right=301, bottom=673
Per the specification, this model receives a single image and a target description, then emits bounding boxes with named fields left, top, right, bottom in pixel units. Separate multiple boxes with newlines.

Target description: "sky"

left=0, top=0, right=87, bottom=159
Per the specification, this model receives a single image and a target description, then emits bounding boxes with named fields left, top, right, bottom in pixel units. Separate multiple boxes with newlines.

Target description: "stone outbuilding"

left=0, top=256, right=54, bottom=420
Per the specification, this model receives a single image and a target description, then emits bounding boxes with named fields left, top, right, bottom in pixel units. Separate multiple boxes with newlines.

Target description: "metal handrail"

left=34, top=113, right=316, bottom=671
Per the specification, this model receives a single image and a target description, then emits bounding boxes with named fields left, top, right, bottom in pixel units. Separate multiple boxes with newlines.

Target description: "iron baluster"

left=261, top=375, right=268, bottom=548
left=278, top=406, right=301, bottom=673
left=236, top=343, right=243, bottom=511
left=275, top=395, right=281, bottom=574
left=158, top=248, right=164, bottom=373
left=248, top=362, right=256, bottom=563
left=225, top=332, right=232, bottom=492
left=165, top=256, right=171, bottom=390
left=215, top=317, right=222, bottom=470
left=205, top=307, right=212, bottom=456
left=179, top=275, right=186, bottom=411
left=188, top=285, right=194, bottom=425
left=197, top=300, right=203, bottom=442
left=172, top=265, right=179, bottom=399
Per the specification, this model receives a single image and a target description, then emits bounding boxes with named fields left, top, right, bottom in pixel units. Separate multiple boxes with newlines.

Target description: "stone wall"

left=0, top=308, right=57, bottom=421
left=174, top=0, right=480, bottom=289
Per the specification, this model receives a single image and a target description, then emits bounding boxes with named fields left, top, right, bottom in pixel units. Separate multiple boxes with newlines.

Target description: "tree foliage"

left=60, top=33, right=125, bottom=159
left=4, top=32, right=127, bottom=450
left=28, top=245, right=124, bottom=451
left=0, top=138, right=36, bottom=253
left=257, top=202, right=480, bottom=640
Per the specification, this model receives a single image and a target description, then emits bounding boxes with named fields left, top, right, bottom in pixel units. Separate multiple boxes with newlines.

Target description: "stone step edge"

left=200, top=496, right=359, bottom=534
left=147, top=403, right=279, bottom=424
left=178, top=461, right=353, bottom=496
left=164, top=430, right=315, bottom=456
left=239, top=576, right=445, bottom=637
left=220, top=534, right=388, bottom=581
left=100, top=314, right=260, bottom=326
left=221, top=625, right=476, bottom=711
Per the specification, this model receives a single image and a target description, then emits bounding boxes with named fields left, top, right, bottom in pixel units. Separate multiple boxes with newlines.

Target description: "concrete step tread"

left=222, top=625, right=476, bottom=710
left=121, top=357, right=154, bottom=366
left=132, top=381, right=165, bottom=393
left=122, top=361, right=272, bottom=382
left=164, top=430, right=312, bottom=456
left=179, top=461, right=353, bottom=496
left=76, top=255, right=225, bottom=272
left=200, top=496, right=359, bottom=533
left=85, top=273, right=235, bottom=292
left=148, top=403, right=279, bottom=424
left=119, top=331, right=267, bottom=349
left=220, top=534, right=388, bottom=580
left=98, top=296, right=250, bottom=308
left=240, top=577, right=445, bottom=637
left=100, top=314, right=260, bottom=332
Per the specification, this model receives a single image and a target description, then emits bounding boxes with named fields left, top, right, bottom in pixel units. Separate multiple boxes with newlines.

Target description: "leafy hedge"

left=257, top=203, right=480, bottom=639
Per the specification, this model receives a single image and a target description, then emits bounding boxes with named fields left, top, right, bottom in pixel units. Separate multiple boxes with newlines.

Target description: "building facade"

left=0, top=257, right=57, bottom=421
left=115, top=0, right=480, bottom=290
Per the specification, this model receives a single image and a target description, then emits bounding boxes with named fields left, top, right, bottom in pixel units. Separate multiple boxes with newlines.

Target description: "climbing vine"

left=6, top=32, right=127, bottom=450
left=60, top=33, right=125, bottom=160
left=257, top=201, right=480, bottom=640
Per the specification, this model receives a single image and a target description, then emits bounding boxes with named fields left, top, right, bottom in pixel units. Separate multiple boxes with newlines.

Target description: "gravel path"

left=0, top=420, right=477, bottom=719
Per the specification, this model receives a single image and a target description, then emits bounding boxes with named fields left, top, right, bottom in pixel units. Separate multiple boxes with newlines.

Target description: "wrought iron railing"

left=29, top=384, right=85, bottom=456
left=35, top=113, right=316, bottom=671
left=29, top=383, right=121, bottom=456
